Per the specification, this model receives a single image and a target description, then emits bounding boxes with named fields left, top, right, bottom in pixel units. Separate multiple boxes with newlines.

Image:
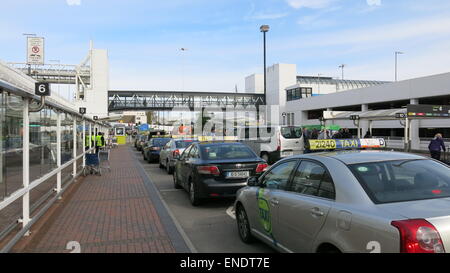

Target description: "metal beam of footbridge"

left=108, top=90, right=266, bottom=112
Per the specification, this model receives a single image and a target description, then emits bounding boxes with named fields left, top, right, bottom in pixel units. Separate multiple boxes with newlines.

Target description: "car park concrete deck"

left=10, top=145, right=193, bottom=253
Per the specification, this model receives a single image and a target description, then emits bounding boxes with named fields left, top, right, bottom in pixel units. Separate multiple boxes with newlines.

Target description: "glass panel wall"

left=0, top=93, right=24, bottom=234
left=61, top=113, right=74, bottom=164
left=29, top=107, right=58, bottom=181
left=0, top=93, right=24, bottom=200
left=61, top=113, right=74, bottom=184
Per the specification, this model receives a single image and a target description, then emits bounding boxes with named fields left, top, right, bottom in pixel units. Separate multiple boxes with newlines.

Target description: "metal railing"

left=0, top=94, right=108, bottom=253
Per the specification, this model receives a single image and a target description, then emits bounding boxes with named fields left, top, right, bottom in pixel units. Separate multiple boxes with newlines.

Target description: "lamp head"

left=260, top=25, right=270, bottom=32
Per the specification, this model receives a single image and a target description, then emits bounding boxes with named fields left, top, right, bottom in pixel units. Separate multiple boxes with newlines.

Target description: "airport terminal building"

left=245, top=64, right=450, bottom=151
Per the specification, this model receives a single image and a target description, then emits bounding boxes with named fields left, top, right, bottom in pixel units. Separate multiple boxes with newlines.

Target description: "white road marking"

left=226, top=206, right=236, bottom=220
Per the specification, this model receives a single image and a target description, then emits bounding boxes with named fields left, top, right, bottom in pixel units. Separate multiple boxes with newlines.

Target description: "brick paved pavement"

left=12, top=145, right=191, bottom=253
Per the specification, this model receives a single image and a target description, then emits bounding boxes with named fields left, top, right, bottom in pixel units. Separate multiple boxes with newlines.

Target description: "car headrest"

left=414, top=172, right=439, bottom=189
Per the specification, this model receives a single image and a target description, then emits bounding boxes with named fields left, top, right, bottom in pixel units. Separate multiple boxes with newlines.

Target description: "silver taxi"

left=159, top=138, right=198, bottom=174
left=234, top=150, right=450, bottom=253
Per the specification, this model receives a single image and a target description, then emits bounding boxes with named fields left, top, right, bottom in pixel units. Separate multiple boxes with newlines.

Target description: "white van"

left=236, top=126, right=304, bottom=164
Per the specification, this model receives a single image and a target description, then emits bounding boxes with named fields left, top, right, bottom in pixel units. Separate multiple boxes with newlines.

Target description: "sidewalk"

left=12, top=145, right=192, bottom=253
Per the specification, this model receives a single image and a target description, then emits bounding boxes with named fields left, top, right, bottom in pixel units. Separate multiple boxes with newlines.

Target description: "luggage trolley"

left=99, top=147, right=111, bottom=172
left=83, top=153, right=101, bottom=176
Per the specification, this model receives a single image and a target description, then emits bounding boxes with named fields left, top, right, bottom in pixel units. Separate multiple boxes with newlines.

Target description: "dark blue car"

left=143, top=138, right=171, bottom=163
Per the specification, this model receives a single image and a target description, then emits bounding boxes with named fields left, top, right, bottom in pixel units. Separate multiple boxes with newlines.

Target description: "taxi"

left=234, top=138, right=450, bottom=253
left=173, top=137, right=267, bottom=206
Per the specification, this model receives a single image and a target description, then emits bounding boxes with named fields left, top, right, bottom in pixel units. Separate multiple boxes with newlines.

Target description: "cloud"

left=247, top=12, right=289, bottom=20
left=66, top=0, right=81, bottom=6
left=286, top=0, right=336, bottom=9
left=366, top=0, right=381, bottom=6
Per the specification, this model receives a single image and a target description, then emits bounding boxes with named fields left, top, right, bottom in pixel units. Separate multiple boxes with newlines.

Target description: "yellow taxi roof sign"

left=308, top=138, right=386, bottom=151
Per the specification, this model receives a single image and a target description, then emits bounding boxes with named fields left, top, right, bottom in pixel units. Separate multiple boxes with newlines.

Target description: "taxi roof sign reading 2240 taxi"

left=308, top=138, right=386, bottom=151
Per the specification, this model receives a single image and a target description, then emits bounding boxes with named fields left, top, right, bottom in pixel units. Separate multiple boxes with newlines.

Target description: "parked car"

left=135, top=135, right=148, bottom=151
left=159, top=138, right=198, bottom=174
left=173, top=141, right=267, bottom=206
left=237, top=126, right=304, bottom=164
left=235, top=150, right=450, bottom=253
left=143, top=137, right=171, bottom=163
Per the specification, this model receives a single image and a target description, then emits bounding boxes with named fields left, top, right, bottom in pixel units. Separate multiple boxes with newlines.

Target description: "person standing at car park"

left=364, top=130, right=372, bottom=139
left=85, top=133, right=91, bottom=151
left=319, top=128, right=331, bottom=140
left=343, top=128, right=352, bottom=139
left=303, top=127, right=311, bottom=154
left=96, top=132, right=106, bottom=154
left=332, top=129, right=343, bottom=139
left=429, top=133, right=446, bottom=161
left=310, top=128, right=319, bottom=140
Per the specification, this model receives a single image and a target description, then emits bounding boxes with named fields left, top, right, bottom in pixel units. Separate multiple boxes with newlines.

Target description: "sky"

left=2, top=0, right=450, bottom=92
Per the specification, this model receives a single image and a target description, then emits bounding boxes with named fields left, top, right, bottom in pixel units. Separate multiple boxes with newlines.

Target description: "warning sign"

left=27, top=37, right=44, bottom=65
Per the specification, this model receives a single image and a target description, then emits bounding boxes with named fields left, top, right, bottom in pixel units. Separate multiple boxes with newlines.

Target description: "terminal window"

left=287, top=88, right=312, bottom=101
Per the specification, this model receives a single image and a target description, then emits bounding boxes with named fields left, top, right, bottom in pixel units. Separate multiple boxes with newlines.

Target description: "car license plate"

left=281, top=151, right=294, bottom=157
left=226, top=171, right=250, bottom=178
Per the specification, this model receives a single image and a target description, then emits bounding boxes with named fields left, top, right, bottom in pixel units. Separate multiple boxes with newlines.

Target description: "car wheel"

left=236, top=205, right=255, bottom=244
left=159, top=160, right=164, bottom=168
left=189, top=180, right=201, bottom=206
left=166, top=160, right=173, bottom=174
left=173, top=170, right=182, bottom=189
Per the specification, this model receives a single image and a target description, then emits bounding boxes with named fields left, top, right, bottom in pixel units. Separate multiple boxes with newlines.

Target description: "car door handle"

left=270, top=199, right=279, bottom=206
left=310, top=208, right=324, bottom=217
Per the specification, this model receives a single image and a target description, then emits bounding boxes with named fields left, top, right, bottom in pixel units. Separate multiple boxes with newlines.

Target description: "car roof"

left=197, top=141, right=242, bottom=146
left=294, top=150, right=427, bottom=165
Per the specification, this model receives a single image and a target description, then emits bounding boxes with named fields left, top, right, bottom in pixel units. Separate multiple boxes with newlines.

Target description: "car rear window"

left=152, top=138, right=171, bottom=146
left=349, top=159, right=450, bottom=204
left=175, top=140, right=196, bottom=149
left=281, top=127, right=303, bottom=139
left=200, top=144, right=256, bottom=160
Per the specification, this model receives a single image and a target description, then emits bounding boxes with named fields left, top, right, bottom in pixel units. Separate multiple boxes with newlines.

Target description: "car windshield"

left=281, top=126, right=303, bottom=139
left=349, top=159, right=450, bottom=204
left=200, top=144, right=256, bottom=160
left=152, top=138, right=171, bottom=147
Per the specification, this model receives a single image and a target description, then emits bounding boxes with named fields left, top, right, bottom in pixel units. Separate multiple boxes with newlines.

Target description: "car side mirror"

left=247, top=176, right=259, bottom=187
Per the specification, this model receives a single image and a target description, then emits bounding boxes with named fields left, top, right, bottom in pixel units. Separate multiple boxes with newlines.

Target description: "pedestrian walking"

left=428, top=133, right=446, bottom=161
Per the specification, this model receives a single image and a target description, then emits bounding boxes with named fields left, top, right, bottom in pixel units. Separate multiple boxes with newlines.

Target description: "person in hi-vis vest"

left=96, top=132, right=106, bottom=154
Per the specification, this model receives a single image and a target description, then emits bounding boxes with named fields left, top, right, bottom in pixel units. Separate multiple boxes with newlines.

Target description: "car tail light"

left=391, top=219, right=445, bottom=253
left=197, top=166, right=220, bottom=175
left=173, top=149, right=180, bottom=157
left=256, top=163, right=268, bottom=173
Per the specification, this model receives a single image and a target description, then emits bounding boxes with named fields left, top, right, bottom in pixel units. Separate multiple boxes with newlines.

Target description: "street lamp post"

left=395, top=51, right=404, bottom=82
left=260, top=25, right=269, bottom=104
left=180, top=48, right=188, bottom=90
left=339, top=64, right=346, bottom=80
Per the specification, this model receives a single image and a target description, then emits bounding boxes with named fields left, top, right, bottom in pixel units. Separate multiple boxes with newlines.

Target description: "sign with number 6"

left=35, top=82, right=50, bottom=96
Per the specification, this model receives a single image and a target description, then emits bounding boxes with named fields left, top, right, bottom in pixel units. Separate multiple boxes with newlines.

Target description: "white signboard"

left=27, top=37, right=45, bottom=65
